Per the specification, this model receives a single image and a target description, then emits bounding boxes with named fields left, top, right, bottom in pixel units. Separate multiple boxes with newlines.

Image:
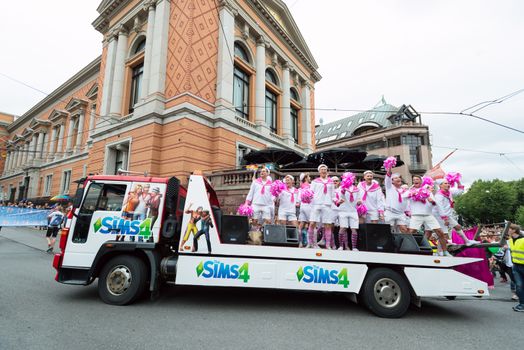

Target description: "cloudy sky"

left=1, top=0, right=523, bottom=185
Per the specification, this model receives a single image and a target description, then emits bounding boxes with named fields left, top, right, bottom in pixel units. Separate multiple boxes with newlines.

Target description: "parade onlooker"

left=507, top=224, right=524, bottom=312
left=46, top=206, right=65, bottom=253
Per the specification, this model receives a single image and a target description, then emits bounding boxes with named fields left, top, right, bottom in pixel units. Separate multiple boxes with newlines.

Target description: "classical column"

left=255, top=37, right=267, bottom=125
left=109, top=25, right=129, bottom=116
left=30, top=134, right=38, bottom=163
left=148, top=0, right=170, bottom=97
left=65, top=118, right=75, bottom=154
left=215, top=0, right=235, bottom=108
left=141, top=1, right=156, bottom=99
left=88, top=105, right=96, bottom=138
left=281, top=63, right=291, bottom=138
left=55, top=124, right=65, bottom=160
left=100, top=34, right=118, bottom=117
left=301, top=82, right=313, bottom=151
left=47, top=127, right=56, bottom=161
left=20, top=143, right=28, bottom=166
left=36, top=132, right=45, bottom=160
left=75, top=112, right=85, bottom=152
left=4, top=151, right=11, bottom=173
left=14, top=147, right=20, bottom=169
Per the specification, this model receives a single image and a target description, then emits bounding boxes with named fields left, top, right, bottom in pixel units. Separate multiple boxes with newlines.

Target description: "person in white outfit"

left=357, top=171, right=385, bottom=223
left=278, top=175, right=299, bottom=227
left=307, top=164, right=335, bottom=249
left=384, top=171, right=409, bottom=233
left=245, top=167, right=273, bottom=226
left=298, top=173, right=312, bottom=247
left=333, top=175, right=360, bottom=250
left=404, top=175, right=450, bottom=256
left=434, top=178, right=480, bottom=246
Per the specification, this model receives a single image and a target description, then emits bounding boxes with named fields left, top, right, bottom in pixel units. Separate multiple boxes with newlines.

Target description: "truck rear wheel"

left=361, top=268, right=411, bottom=318
left=98, top=255, right=148, bottom=305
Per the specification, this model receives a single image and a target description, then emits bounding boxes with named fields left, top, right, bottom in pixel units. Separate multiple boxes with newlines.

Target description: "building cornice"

left=7, top=57, right=101, bottom=133
left=93, top=0, right=133, bottom=34
left=248, top=0, right=321, bottom=82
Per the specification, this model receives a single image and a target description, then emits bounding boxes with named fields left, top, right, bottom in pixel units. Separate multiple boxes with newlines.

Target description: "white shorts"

left=278, top=211, right=297, bottom=222
left=310, top=204, right=335, bottom=224
left=299, top=205, right=311, bottom=222
left=365, top=210, right=380, bottom=222
left=436, top=216, right=459, bottom=234
left=252, top=204, right=271, bottom=223
left=409, top=215, right=440, bottom=231
left=338, top=212, right=359, bottom=229
left=385, top=211, right=409, bottom=227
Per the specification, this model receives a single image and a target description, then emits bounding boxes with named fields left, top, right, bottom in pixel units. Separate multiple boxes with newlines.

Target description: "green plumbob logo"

left=93, top=217, right=152, bottom=238
left=196, top=260, right=250, bottom=283
left=296, top=265, right=349, bottom=288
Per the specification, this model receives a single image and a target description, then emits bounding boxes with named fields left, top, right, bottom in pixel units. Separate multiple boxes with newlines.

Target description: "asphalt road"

left=0, top=226, right=521, bottom=350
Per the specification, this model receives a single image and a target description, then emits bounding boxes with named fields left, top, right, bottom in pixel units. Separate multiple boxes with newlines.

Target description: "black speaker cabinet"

left=393, top=233, right=433, bottom=255
left=357, top=224, right=394, bottom=252
left=221, top=215, right=249, bottom=244
left=263, top=225, right=298, bottom=245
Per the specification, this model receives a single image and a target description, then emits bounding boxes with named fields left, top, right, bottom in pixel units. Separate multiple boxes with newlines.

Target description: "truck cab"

left=54, top=174, right=488, bottom=318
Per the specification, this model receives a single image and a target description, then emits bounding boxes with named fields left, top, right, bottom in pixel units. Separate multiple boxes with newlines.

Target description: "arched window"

left=290, top=89, right=300, bottom=143
left=127, top=36, right=146, bottom=113
left=132, top=37, right=146, bottom=55
left=233, top=43, right=251, bottom=120
left=265, top=69, right=279, bottom=133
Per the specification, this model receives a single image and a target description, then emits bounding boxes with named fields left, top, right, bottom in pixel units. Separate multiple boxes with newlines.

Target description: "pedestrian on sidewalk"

left=507, top=223, right=524, bottom=312
left=46, top=206, right=65, bottom=253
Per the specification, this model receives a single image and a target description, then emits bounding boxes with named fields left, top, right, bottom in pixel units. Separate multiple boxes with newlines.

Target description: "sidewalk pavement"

left=0, top=225, right=515, bottom=301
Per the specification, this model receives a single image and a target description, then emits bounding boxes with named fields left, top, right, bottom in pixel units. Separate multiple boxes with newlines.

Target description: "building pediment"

left=251, top=0, right=320, bottom=77
left=65, top=98, right=89, bottom=112
left=86, top=83, right=99, bottom=100
left=28, top=118, right=51, bottom=129
left=49, top=110, right=69, bottom=123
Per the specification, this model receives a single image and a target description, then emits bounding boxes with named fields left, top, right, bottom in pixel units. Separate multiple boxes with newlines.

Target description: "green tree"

left=455, top=179, right=518, bottom=224
left=516, top=205, right=524, bottom=227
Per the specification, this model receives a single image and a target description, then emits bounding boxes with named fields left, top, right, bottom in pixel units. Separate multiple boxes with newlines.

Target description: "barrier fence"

left=0, top=207, right=51, bottom=227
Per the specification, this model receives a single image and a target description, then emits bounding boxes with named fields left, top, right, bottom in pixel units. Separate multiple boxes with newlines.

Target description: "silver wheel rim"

left=373, top=277, right=401, bottom=309
left=106, top=265, right=132, bottom=296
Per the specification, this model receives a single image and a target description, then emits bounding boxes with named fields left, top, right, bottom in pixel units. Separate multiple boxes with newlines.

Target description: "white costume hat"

left=285, top=174, right=294, bottom=181
left=435, top=179, right=446, bottom=185
left=299, top=173, right=306, bottom=182
left=391, top=173, right=401, bottom=179
left=363, top=170, right=374, bottom=176
left=317, top=164, right=328, bottom=172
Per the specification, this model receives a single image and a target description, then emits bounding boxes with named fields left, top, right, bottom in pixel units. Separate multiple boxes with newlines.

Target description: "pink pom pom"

left=445, top=172, right=462, bottom=187
left=270, top=180, right=286, bottom=197
left=340, top=172, right=356, bottom=190
left=357, top=203, right=368, bottom=216
left=421, top=176, right=434, bottom=188
left=237, top=203, right=254, bottom=217
left=414, top=188, right=431, bottom=202
left=300, top=189, right=314, bottom=204
left=383, top=156, right=397, bottom=170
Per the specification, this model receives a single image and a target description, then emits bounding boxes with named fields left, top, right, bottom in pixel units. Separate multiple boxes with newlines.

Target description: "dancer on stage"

left=384, top=170, right=409, bottom=233
left=307, top=165, right=335, bottom=249
left=245, top=167, right=273, bottom=227
left=404, top=175, right=450, bottom=256
left=334, top=173, right=360, bottom=250
left=434, top=178, right=479, bottom=246
left=357, top=171, right=385, bottom=223
left=298, top=173, right=312, bottom=247
left=278, top=175, right=299, bottom=228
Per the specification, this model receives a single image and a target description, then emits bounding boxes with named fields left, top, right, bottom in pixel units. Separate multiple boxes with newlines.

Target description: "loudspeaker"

left=393, top=233, right=433, bottom=255
left=357, top=224, right=394, bottom=252
left=263, top=225, right=298, bottom=245
left=221, top=215, right=249, bottom=244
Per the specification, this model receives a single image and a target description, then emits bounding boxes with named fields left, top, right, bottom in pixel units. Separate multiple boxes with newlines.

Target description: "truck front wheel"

left=361, top=268, right=411, bottom=318
left=98, top=255, right=148, bottom=305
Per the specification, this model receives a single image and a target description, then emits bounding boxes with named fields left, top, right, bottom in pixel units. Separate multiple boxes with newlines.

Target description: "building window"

left=233, top=43, right=251, bottom=120
left=237, top=144, right=252, bottom=167
left=105, top=141, right=130, bottom=175
left=265, top=69, right=279, bottom=134
left=129, top=63, right=144, bottom=112
left=265, top=90, right=278, bottom=133
left=61, top=170, right=71, bottom=194
left=402, top=135, right=423, bottom=164
left=290, top=107, right=299, bottom=143
left=44, top=175, right=53, bottom=196
left=233, top=67, right=250, bottom=119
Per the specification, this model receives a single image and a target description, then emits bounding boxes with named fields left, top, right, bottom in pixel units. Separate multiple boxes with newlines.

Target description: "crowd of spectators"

left=0, top=200, right=54, bottom=210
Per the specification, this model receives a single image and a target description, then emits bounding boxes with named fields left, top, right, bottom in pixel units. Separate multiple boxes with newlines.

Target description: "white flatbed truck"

left=53, top=174, right=488, bottom=318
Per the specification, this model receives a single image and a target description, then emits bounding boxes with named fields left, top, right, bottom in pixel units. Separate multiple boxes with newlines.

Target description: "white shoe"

left=305, top=244, right=312, bottom=248
left=352, top=248, right=359, bottom=251
left=318, top=239, right=326, bottom=246
left=337, top=247, right=343, bottom=251
left=443, top=251, right=452, bottom=257
left=466, top=239, right=480, bottom=246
